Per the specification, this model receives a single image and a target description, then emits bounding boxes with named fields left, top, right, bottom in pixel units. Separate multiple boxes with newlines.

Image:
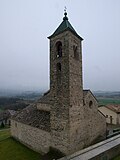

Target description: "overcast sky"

left=0, top=0, right=120, bottom=92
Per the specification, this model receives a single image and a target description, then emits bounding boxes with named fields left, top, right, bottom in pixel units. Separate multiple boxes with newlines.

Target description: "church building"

left=11, top=11, right=106, bottom=155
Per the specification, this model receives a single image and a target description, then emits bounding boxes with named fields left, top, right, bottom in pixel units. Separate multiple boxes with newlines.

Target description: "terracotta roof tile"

left=106, top=105, right=120, bottom=113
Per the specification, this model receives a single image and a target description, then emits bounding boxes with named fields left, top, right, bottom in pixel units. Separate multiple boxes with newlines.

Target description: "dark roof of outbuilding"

left=0, top=109, right=17, bottom=121
left=11, top=105, right=50, bottom=132
left=0, top=110, right=10, bottom=121
left=48, top=12, right=83, bottom=40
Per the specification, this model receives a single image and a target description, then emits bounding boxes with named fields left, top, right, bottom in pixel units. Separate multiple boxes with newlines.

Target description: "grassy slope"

left=98, top=98, right=120, bottom=105
left=0, top=129, right=42, bottom=160
left=113, top=156, right=120, bottom=160
left=0, top=129, right=10, bottom=141
left=0, top=129, right=63, bottom=160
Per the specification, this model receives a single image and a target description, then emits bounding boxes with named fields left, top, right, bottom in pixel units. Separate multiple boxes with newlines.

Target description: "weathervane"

left=63, top=6, right=68, bottom=20
left=64, top=6, right=67, bottom=13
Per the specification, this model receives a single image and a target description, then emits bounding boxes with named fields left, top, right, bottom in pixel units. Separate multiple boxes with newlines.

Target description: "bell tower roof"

left=48, top=11, right=83, bottom=40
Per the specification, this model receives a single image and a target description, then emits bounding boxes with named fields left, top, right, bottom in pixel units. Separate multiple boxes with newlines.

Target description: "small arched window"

left=89, top=101, right=93, bottom=108
left=56, top=41, right=62, bottom=58
left=73, top=45, right=79, bottom=60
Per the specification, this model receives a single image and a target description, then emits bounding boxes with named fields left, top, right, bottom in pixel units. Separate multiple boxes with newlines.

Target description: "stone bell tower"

left=48, top=11, right=85, bottom=154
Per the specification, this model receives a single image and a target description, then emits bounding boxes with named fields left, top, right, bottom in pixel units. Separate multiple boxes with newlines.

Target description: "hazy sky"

left=0, top=0, right=120, bottom=92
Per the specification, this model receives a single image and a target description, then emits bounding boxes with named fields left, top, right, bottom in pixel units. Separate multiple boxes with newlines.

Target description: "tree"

left=1, top=121, right=5, bottom=128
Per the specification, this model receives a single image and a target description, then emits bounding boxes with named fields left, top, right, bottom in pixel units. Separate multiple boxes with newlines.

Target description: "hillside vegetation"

left=0, top=97, right=29, bottom=111
left=98, top=98, right=120, bottom=105
left=94, top=91, right=120, bottom=105
left=0, top=129, right=42, bottom=160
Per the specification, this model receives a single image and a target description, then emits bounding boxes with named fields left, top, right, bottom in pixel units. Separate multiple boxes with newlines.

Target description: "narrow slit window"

left=57, top=63, right=61, bottom=72
left=56, top=63, right=62, bottom=85
left=73, top=45, right=79, bottom=60
left=89, top=101, right=93, bottom=108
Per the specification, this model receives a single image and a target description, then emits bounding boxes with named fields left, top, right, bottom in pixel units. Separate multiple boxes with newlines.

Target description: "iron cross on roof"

left=64, top=6, right=67, bottom=13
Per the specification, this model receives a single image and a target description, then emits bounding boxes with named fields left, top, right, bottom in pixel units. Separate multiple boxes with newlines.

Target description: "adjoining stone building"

left=11, top=12, right=106, bottom=155
left=99, top=105, right=120, bottom=125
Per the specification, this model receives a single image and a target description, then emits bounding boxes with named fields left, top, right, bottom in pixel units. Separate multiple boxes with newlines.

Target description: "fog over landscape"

left=0, top=0, right=120, bottom=92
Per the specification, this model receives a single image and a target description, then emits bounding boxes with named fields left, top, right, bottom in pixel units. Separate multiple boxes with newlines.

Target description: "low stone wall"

left=59, top=134, right=120, bottom=160
left=11, top=120, right=51, bottom=154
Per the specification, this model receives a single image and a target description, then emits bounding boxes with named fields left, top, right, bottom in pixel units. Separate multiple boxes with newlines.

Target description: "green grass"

left=0, top=125, right=10, bottom=130
left=0, top=129, right=42, bottom=160
left=98, top=98, right=120, bottom=105
left=113, top=156, right=120, bottom=160
left=0, top=129, right=10, bottom=141
left=0, top=129, right=62, bottom=160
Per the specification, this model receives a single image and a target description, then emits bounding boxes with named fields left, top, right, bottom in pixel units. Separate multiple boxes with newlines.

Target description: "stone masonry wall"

left=59, top=134, right=120, bottom=160
left=49, top=30, right=106, bottom=155
left=11, top=120, right=51, bottom=154
left=69, top=32, right=84, bottom=153
left=69, top=91, right=106, bottom=154
left=83, top=91, right=106, bottom=147
left=50, top=31, right=71, bottom=154
left=98, top=106, right=117, bottom=124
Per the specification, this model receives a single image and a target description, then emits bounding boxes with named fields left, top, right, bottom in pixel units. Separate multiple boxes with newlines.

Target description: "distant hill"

left=0, top=90, right=44, bottom=111
left=94, top=91, right=120, bottom=99
left=0, top=90, right=43, bottom=100
left=93, top=91, right=120, bottom=105
left=15, top=91, right=43, bottom=100
left=0, top=97, right=29, bottom=111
